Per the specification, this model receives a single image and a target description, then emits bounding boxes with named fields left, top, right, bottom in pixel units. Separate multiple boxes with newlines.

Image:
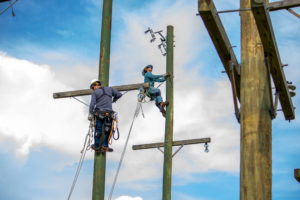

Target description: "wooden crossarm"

left=268, top=0, right=300, bottom=11
left=53, top=82, right=149, bottom=99
left=251, top=0, right=295, bottom=120
left=295, top=169, right=300, bottom=183
left=198, top=0, right=241, bottom=100
left=132, top=138, right=211, bottom=150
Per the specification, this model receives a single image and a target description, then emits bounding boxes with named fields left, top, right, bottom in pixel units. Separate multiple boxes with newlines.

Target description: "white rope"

left=67, top=122, right=93, bottom=200
left=107, top=102, right=141, bottom=200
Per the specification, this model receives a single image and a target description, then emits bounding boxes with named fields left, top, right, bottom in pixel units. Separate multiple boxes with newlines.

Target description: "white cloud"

left=115, top=196, right=143, bottom=200
left=0, top=0, right=240, bottom=187
left=0, top=52, right=90, bottom=157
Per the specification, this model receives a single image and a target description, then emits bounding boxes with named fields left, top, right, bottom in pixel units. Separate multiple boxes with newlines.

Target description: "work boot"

left=100, top=146, right=114, bottom=152
left=91, top=144, right=101, bottom=152
left=160, top=101, right=169, bottom=108
left=160, top=101, right=169, bottom=118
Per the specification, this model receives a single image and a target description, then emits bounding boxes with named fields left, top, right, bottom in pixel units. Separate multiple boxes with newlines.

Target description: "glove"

left=163, top=73, right=170, bottom=77
left=113, top=97, right=120, bottom=103
left=88, top=113, right=94, bottom=121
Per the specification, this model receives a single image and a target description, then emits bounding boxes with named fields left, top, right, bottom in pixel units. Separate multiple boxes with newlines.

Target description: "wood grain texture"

left=251, top=0, right=295, bottom=120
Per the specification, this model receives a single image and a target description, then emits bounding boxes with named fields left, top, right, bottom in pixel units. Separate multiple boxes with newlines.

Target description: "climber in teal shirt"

left=142, top=65, right=169, bottom=117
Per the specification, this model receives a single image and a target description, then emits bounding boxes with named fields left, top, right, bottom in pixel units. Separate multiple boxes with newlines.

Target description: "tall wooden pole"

left=240, top=0, right=272, bottom=200
left=162, top=25, right=174, bottom=200
left=92, top=0, right=113, bottom=199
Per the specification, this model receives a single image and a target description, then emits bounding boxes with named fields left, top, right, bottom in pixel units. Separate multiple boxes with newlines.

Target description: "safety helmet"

left=142, top=65, right=153, bottom=76
left=90, top=79, right=102, bottom=89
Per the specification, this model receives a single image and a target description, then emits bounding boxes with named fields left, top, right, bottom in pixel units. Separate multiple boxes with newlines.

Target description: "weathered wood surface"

left=268, top=0, right=300, bottom=11
left=240, top=0, right=272, bottom=199
left=295, top=169, right=300, bottom=183
left=162, top=26, right=174, bottom=200
left=132, top=138, right=211, bottom=150
left=53, top=82, right=149, bottom=99
left=92, top=0, right=113, bottom=199
left=251, top=0, right=295, bottom=120
left=198, top=0, right=241, bottom=100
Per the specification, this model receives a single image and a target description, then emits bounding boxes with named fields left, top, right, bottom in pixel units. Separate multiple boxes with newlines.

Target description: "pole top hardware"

left=145, top=27, right=175, bottom=56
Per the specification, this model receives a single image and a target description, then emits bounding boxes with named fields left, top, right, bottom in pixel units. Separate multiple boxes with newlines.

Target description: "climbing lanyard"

left=139, top=81, right=165, bottom=103
left=108, top=114, right=120, bottom=145
left=107, top=102, right=142, bottom=200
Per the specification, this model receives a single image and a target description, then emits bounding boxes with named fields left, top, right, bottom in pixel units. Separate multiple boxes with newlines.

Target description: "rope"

left=67, top=122, right=93, bottom=200
left=107, top=102, right=141, bottom=200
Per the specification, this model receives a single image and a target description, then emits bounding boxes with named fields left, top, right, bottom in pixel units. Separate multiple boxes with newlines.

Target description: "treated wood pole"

left=92, top=0, right=113, bottom=199
left=240, top=0, right=272, bottom=200
left=162, top=25, right=174, bottom=200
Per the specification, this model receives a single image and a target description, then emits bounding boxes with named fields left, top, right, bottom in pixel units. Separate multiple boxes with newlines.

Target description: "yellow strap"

left=108, top=118, right=118, bottom=145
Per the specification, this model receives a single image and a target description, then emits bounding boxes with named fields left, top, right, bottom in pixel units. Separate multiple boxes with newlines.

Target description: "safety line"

left=107, top=102, right=141, bottom=200
left=67, top=124, right=92, bottom=200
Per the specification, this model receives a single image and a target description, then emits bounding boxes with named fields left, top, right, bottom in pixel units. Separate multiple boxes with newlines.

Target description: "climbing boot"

left=160, top=101, right=169, bottom=117
left=101, top=146, right=114, bottom=152
left=160, top=101, right=169, bottom=108
left=91, top=144, right=101, bottom=152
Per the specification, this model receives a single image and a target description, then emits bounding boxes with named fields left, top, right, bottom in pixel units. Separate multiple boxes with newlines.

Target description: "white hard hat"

left=90, top=79, right=102, bottom=89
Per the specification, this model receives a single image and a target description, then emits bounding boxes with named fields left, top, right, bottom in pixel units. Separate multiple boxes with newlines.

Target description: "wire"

left=0, top=0, right=18, bottom=15
left=67, top=124, right=93, bottom=200
left=107, top=102, right=141, bottom=200
left=72, top=97, right=89, bottom=107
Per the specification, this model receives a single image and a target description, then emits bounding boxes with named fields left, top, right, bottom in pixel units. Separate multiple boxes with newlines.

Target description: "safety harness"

left=93, top=110, right=119, bottom=144
left=97, top=87, right=112, bottom=99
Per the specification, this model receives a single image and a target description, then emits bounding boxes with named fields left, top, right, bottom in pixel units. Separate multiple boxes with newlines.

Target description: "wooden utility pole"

left=240, top=0, right=272, bottom=200
left=162, top=25, right=174, bottom=200
left=93, top=0, right=113, bottom=199
left=199, top=0, right=297, bottom=200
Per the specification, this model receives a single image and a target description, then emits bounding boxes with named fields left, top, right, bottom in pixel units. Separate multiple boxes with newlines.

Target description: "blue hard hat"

left=142, top=65, right=153, bottom=76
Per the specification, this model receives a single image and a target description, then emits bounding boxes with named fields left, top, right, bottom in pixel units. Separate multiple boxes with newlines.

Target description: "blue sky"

left=0, top=0, right=300, bottom=200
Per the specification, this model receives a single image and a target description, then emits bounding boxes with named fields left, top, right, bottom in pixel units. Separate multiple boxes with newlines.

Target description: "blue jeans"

left=94, top=118, right=110, bottom=148
left=147, top=87, right=163, bottom=111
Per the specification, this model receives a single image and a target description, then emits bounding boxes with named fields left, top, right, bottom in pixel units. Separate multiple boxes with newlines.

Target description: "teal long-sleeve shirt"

left=143, top=72, right=165, bottom=87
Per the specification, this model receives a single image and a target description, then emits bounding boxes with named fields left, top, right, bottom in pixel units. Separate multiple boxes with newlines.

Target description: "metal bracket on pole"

left=156, top=145, right=164, bottom=154
left=229, top=61, right=240, bottom=123
left=172, top=144, right=184, bottom=158
left=264, top=54, right=277, bottom=120
left=270, top=91, right=279, bottom=119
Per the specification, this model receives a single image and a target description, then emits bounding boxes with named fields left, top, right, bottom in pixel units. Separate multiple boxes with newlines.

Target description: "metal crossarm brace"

left=198, top=0, right=241, bottom=100
left=251, top=0, right=295, bottom=120
left=53, top=82, right=150, bottom=99
left=154, top=144, right=185, bottom=157
left=264, top=55, right=276, bottom=119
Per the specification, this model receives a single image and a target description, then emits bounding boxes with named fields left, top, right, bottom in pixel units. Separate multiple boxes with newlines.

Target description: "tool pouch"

left=103, top=116, right=113, bottom=134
